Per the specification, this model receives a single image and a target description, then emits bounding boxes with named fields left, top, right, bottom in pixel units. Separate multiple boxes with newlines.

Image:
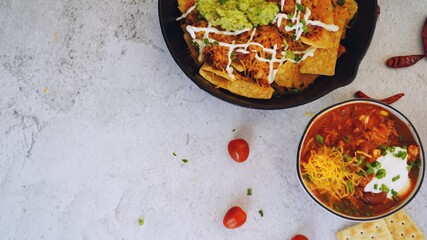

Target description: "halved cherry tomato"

left=223, top=206, right=247, bottom=229
left=291, top=234, right=309, bottom=240
left=227, top=138, right=250, bottom=163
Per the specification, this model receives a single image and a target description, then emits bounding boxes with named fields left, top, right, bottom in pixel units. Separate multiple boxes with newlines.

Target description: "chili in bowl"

left=297, top=99, right=424, bottom=221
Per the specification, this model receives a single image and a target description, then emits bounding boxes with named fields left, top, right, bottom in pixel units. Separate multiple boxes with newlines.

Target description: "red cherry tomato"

left=227, top=138, right=250, bottom=162
left=223, top=206, right=247, bottom=229
left=291, top=234, right=309, bottom=240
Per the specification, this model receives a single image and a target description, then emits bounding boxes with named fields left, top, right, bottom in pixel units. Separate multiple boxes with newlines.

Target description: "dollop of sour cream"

left=364, top=147, right=410, bottom=199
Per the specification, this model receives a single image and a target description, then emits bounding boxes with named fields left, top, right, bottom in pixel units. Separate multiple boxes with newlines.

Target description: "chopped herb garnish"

left=291, top=34, right=297, bottom=41
left=347, top=181, right=354, bottom=194
left=213, top=40, right=219, bottom=45
left=232, top=129, right=236, bottom=132
left=356, top=156, right=364, bottom=165
left=371, top=161, right=381, bottom=168
left=138, top=217, right=144, bottom=226
left=394, top=151, right=407, bottom=160
left=374, top=183, right=378, bottom=190
left=258, top=210, right=264, bottom=217
left=379, top=184, right=390, bottom=193
left=285, top=50, right=295, bottom=59
left=191, top=41, right=200, bottom=51
left=343, top=154, right=351, bottom=162
left=376, top=169, right=386, bottom=179
left=182, top=159, right=189, bottom=164
left=294, top=55, right=303, bottom=62
left=392, top=175, right=400, bottom=182
left=302, top=25, right=309, bottom=33
left=173, top=152, right=177, bottom=157
left=203, top=38, right=211, bottom=46
left=287, top=13, right=294, bottom=18
left=391, top=190, right=399, bottom=200
left=296, top=3, right=306, bottom=11
left=315, top=134, right=324, bottom=144
left=336, top=0, right=345, bottom=6
left=358, top=170, right=365, bottom=176
left=196, top=14, right=204, bottom=22
left=365, top=162, right=374, bottom=174
left=247, top=188, right=252, bottom=196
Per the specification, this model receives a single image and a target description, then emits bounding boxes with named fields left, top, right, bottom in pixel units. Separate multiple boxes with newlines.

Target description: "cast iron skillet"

left=159, top=0, right=378, bottom=109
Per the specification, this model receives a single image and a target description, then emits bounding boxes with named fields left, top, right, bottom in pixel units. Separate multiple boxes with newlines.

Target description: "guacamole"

left=197, top=0, right=279, bottom=31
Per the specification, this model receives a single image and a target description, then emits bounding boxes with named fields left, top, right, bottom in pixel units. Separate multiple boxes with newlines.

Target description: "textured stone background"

left=0, top=0, right=426, bottom=239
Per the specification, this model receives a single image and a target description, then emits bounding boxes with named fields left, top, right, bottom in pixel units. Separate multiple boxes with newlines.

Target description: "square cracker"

left=384, top=210, right=425, bottom=240
left=336, top=220, right=393, bottom=240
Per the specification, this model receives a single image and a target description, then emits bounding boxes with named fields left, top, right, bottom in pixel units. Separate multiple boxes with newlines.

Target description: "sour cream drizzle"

left=176, top=3, right=197, bottom=21
left=179, top=0, right=341, bottom=83
left=273, top=0, right=339, bottom=41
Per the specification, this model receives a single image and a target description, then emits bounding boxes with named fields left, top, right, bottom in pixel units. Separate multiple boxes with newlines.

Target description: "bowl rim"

left=158, top=0, right=378, bottom=110
left=296, top=98, right=425, bottom=221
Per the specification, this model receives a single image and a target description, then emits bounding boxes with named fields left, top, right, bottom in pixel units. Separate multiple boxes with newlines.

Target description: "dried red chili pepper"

left=385, top=55, right=424, bottom=68
left=422, top=17, right=427, bottom=57
left=354, top=91, right=404, bottom=104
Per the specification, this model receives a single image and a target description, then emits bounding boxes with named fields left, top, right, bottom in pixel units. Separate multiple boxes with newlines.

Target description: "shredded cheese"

left=301, top=146, right=365, bottom=200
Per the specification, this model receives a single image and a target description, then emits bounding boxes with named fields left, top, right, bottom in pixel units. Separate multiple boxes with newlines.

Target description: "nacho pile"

left=177, top=0, right=358, bottom=99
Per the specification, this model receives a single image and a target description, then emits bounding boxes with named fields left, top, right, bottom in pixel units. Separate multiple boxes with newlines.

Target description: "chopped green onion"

left=294, top=55, right=302, bottom=62
left=247, top=188, right=252, bottom=196
left=391, top=190, right=399, bottom=200
left=287, top=13, right=294, bottom=18
left=296, top=3, right=306, bottom=11
left=315, top=134, right=324, bottom=144
left=182, top=159, right=189, bottom=164
left=347, top=181, right=354, bottom=194
left=374, top=184, right=378, bottom=190
left=376, top=169, right=386, bottom=179
left=291, top=35, right=297, bottom=41
left=138, top=218, right=144, bottom=226
left=356, top=156, right=364, bottom=165
left=191, top=41, right=200, bottom=51
left=344, top=154, right=351, bottom=162
left=173, top=152, right=177, bottom=157
left=213, top=40, right=219, bottom=45
left=394, top=151, right=407, bottom=160
left=203, top=38, right=211, bottom=46
left=302, top=25, right=309, bottom=33
left=392, top=175, right=400, bottom=182
left=358, top=170, right=365, bottom=176
left=365, top=162, right=374, bottom=174
left=258, top=210, right=264, bottom=217
left=371, top=161, right=381, bottom=168
left=379, top=184, right=390, bottom=193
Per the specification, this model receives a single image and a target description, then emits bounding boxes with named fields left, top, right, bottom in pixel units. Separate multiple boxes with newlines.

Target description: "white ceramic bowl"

left=297, top=99, right=425, bottom=221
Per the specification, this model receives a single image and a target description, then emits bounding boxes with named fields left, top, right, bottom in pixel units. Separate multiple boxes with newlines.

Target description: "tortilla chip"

left=336, top=220, right=393, bottom=240
left=274, top=61, right=318, bottom=89
left=178, top=0, right=196, bottom=13
left=384, top=210, right=425, bottom=240
left=300, top=0, right=358, bottom=75
left=199, top=64, right=274, bottom=99
left=300, top=46, right=338, bottom=76
left=300, top=0, right=335, bottom=48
